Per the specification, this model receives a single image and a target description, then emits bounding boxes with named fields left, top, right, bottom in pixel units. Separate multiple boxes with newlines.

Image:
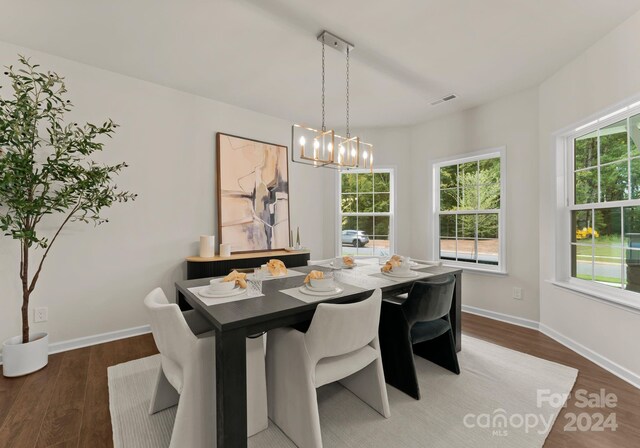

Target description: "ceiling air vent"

left=430, top=94, right=457, bottom=106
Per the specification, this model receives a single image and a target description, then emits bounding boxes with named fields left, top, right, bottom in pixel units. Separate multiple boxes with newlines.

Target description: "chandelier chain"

left=321, top=37, right=326, bottom=132
left=346, top=47, right=350, bottom=137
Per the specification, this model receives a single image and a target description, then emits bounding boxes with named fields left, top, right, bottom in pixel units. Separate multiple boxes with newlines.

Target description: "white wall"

left=538, top=11, right=640, bottom=380
left=0, top=41, right=330, bottom=346
left=409, top=88, right=541, bottom=321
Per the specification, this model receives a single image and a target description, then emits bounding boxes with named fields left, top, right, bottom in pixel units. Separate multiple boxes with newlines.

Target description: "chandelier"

left=292, top=30, right=373, bottom=171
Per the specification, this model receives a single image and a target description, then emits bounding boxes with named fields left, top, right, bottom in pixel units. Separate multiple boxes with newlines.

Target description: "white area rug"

left=108, top=336, right=577, bottom=447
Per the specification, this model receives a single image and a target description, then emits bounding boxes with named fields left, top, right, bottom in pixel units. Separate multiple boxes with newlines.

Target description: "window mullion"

left=628, top=116, right=632, bottom=202
left=621, top=206, right=626, bottom=289
left=456, top=163, right=460, bottom=261
left=474, top=213, right=479, bottom=264
left=591, top=208, right=595, bottom=281
left=597, top=128, right=602, bottom=203
left=571, top=199, right=640, bottom=211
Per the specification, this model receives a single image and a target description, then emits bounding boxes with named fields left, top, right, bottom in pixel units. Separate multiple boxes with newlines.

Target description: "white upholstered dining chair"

left=144, top=288, right=267, bottom=448
left=266, top=289, right=390, bottom=448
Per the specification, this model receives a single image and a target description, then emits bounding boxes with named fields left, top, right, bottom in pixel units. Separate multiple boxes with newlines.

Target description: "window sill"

left=441, top=261, right=507, bottom=276
left=549, top=280, right=640, bottom=314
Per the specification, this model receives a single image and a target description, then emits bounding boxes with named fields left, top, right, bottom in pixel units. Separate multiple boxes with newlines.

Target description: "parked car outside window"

left=341, top=230, right=370, bottom=247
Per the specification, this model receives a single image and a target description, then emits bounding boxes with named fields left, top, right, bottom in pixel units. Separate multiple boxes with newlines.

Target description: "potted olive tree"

left=0, top=56, right=136, bottom=377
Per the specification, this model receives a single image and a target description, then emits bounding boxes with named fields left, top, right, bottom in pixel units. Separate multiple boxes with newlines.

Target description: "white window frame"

left=554, top=97, right=640, bottom=311
left=336, top=167, right=396, bottom=257
left=429, top=147, right=507, bottom=274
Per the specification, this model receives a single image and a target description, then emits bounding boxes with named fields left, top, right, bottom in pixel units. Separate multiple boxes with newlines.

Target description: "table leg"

left=216, top=328, right=247, bottom=448
left=175, top=290, right=192, bottom=311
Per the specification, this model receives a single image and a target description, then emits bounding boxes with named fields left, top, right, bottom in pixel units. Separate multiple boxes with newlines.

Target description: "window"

left=433, top=149, right=505, bottom=272
left=338, top=169, right=394, bottom=256
left=568, top=109, right=640, bottom=293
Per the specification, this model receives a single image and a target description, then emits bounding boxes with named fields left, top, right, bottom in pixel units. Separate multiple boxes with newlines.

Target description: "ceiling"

left=1, top=0, right=640, bottom=127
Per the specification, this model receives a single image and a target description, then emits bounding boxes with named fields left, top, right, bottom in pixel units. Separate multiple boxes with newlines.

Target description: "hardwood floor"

left=0, top=313, right=638, bottom=447
left=0, top=335, right=157, bottom=448
left=464, top=313, right=640, bottom=448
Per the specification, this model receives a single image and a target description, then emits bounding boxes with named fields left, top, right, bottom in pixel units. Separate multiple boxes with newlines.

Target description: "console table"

left=185, top=249, right=311, bottom=279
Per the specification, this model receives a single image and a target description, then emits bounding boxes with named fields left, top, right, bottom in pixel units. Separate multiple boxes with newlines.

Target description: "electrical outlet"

left=512, top=287, right=523, bottom=300
left=34, top=307, right=48, bottom=323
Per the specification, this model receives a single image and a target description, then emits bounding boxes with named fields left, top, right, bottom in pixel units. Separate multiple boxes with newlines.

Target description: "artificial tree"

left=0, top=56, right=136, bottom=344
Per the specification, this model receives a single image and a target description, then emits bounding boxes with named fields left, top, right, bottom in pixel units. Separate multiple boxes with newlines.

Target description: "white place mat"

left=324, top=261, right=377, bottom=270
left=369, top=271, right=434, bottom=283
left=332, top=269, right=397, bottom=289
left=250, top=268, right=306, bottom=281
left=346, top=263, right=386, bottom=274
left=279, top=282, right=368, bottom=304
left=188, top=285, right=264, bottom=306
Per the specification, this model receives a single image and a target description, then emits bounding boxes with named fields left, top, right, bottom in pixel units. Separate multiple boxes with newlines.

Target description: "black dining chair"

left=378, top=275, right=460, bottom=400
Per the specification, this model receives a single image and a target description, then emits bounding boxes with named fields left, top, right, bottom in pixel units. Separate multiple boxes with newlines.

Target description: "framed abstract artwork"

left=216, top=133, right=291, bottom=253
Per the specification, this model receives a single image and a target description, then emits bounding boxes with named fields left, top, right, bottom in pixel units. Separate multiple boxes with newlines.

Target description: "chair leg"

left=413, top=329, right=460, bottom=375
left=340, top=339, right=391, bottom=418
left=267, top=328, right=322, bottom=448
left=169, top=369, right=215, bottom=448
left=378, top=305, right=421, bottom=400
left=148, top=367, right=179, bottom=414
left=246, top=335, right=268, bottom=436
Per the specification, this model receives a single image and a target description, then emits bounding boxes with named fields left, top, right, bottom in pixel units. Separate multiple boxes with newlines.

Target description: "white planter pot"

left=2, top=332, right=49, bottom=377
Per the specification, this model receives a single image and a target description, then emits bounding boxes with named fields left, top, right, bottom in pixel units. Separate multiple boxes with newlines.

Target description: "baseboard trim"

left=462, top=304, right=540, bottom=330
left=0, top=325, right=151, bottom=365
left=4, top=310, right=640, bottom=390
left=538, top=324, right=640, bottom=390
left=462, top=305, right=640, bottom=390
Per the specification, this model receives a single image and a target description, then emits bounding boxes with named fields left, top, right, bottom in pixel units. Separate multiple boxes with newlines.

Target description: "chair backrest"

left=144, top=288, right=196, bottom=370
left=304, top=289, right=382, bottom=363
left=402, top=275, right=455, bottom=327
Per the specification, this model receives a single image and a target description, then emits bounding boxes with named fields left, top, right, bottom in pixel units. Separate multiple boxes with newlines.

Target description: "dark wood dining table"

left=175, top=263, right=462, bottom=448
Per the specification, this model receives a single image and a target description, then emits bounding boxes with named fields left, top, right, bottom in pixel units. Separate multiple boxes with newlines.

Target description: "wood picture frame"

left=216, top=133, right=291, bottom=253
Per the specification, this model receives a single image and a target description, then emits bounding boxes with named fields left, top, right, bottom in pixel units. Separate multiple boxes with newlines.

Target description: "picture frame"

left=216, top=133, right=291, bottom=253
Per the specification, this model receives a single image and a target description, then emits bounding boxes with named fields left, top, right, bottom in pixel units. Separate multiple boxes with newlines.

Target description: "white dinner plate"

left=329, top=261, right=357, bottom=269
left=298, top=285, right=344, bottom=296
left=307, top=283, right=336, bottom=292
left=198, top=286, right=247, bottom=298
left=383, top=270, right=419, bottom=278
left=385, top=260, right=418, bottom=267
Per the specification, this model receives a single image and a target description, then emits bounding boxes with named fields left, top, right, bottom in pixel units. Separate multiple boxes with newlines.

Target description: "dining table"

left=174, top=259, right=462, bottom=448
